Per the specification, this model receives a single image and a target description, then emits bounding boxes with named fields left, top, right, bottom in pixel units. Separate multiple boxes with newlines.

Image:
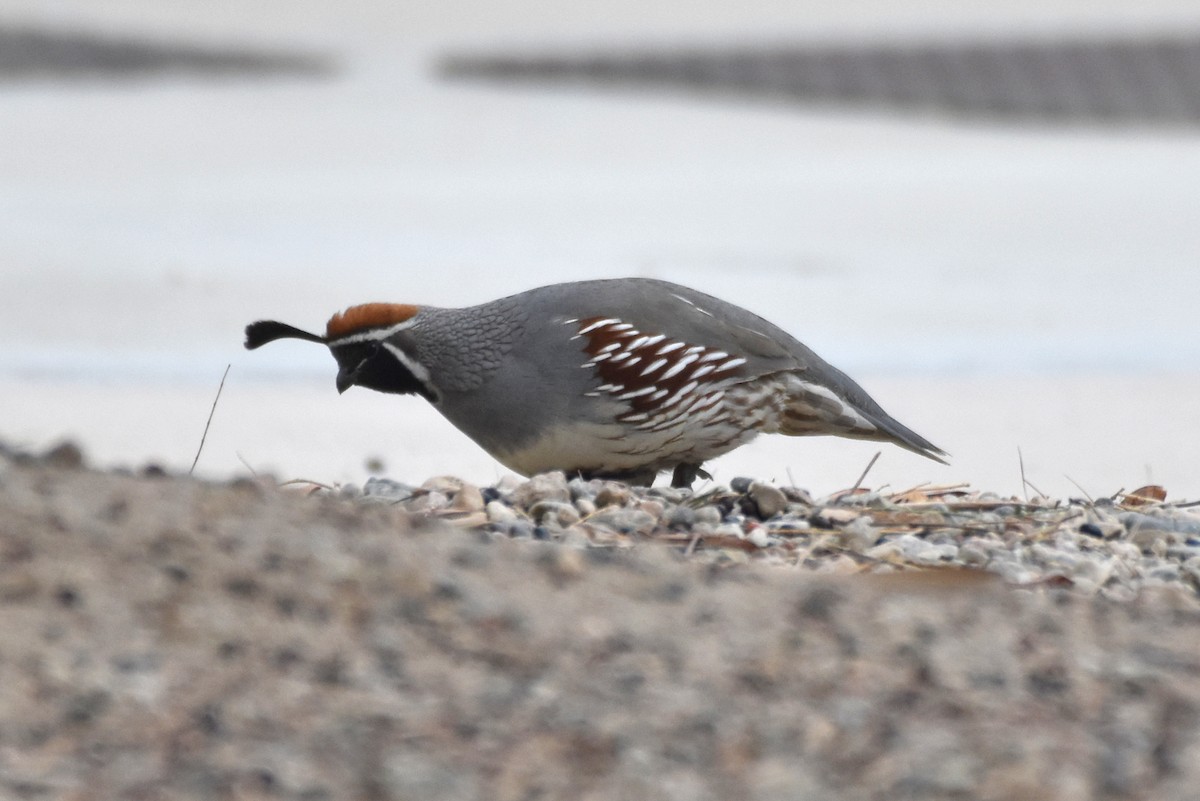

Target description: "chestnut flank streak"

left=571, top=317, right=747, bottom=424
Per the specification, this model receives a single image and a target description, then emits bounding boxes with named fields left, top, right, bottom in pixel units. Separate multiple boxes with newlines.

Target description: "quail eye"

left=359, top=342, right=383, bottom=367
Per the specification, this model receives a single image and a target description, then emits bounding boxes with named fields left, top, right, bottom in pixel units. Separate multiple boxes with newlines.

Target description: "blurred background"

left=2, top=0, right=1198, bottom=497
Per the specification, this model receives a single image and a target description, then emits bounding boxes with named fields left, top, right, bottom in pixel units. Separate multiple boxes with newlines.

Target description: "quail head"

left=245, top=277, right=946, bottom=487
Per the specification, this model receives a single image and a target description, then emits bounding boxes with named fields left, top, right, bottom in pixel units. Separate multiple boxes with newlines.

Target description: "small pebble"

left=363, top=478, right=414, bottom=503
left=748, top=482, right=788, bottom=519
left=511, top=472, right=570, bottom=507
left=529, top=501, right=582, bottom=528
left=447, top=483, right=485, bottom=513
left=838, top=517, right=879, bottom=552
left=421, top=475, right=465, bottom=494
left=486, top=500, right=518, bottom=525
left=595, top=483, right=631, bottom=509
left=42, top=441, right=85, bottom=469
left=567, top=477, right=594, bottom=501
left=592, top=509, right=656, bottom=535
left=507, top=521, right=536, bottom=540
left=666, top=506, right=696, bottom=529
left=407, top=491, right=449, bottom=514
left=647, top=486, right=684, bottom=504
left=745, top=526, right=776, bottom=549
left=638, top=499, right=665, bottom=519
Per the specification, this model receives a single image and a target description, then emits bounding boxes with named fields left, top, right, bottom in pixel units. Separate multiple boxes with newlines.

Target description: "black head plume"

left=244, top=320, right=326, bottom=350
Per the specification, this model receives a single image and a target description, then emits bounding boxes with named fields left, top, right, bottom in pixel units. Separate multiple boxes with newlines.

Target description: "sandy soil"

left=2, top=454, right=1199, bottom=801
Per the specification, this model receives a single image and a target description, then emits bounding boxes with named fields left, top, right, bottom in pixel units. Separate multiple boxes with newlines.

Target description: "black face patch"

left=331, top=341, right=435, bottom=400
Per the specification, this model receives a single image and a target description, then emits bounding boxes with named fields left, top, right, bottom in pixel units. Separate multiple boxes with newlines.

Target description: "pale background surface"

left=2, top=0, right=1197, bottom=497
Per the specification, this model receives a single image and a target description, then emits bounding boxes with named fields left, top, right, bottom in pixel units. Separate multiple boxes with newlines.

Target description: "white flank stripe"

left=716, top=357, right=748, bottom=372
left=640, top=358, right=668, bottom=376
left=698, top=350, right=730, bottom=363
left=642, top=334, right=667, bottom=348
left=591, top=352, right=612, bottom=363
left=656, top=341, right=685, bottom=355
left=618, top=386, right=657, bottom=401
left=684, top=345, right=705, bottom=355
left=659, top=353, right=699, bottom=380
left=598, top=342, right=621, bottom=354
left=578, top=318, right=620, bottom=335
left=667, top=381, right=700, bottom=407
left=690, top=364, right=716, bottom=380
left=609, top=323, right=635, bottom=333
left=661, top=380, right=700, bottom=409
left=649, top=388, right=670, bottom=401
left=626, top=335, right=651, bottom=350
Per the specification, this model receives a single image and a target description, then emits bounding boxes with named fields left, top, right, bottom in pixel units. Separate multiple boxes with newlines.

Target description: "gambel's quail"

left=245, top=278, right=946, bottom=487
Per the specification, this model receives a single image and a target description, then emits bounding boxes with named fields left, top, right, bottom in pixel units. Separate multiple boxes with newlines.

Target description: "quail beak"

left=336, top=367, right=356, bottom=394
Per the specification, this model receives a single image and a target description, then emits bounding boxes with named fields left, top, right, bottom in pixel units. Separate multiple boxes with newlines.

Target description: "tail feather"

left=776, top=374, right=949, bottom=465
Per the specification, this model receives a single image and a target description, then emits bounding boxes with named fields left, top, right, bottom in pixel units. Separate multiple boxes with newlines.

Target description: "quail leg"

left=671, top=463, right=712, bottom=489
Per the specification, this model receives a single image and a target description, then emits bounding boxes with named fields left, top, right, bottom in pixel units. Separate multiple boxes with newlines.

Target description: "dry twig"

left=851, top=451, right=882, bottom=493
left=190, top=364, right=230, bottom=476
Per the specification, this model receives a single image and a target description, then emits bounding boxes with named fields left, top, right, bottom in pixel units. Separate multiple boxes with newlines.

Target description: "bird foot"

left=671, top=463, right=711, bottom=489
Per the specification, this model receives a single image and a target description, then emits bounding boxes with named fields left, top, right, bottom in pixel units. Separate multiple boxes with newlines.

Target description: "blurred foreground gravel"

left=2, top=453, right=1199, bottom=800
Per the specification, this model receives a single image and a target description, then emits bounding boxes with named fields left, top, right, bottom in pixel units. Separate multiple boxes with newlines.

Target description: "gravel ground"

left=2, top=444, right=1200, bottom=800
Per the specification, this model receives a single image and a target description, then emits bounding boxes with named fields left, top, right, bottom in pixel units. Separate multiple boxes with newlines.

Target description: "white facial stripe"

left=330, top=319, right=417, bottom=346
left=382, top=342, right=434, bottom=389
